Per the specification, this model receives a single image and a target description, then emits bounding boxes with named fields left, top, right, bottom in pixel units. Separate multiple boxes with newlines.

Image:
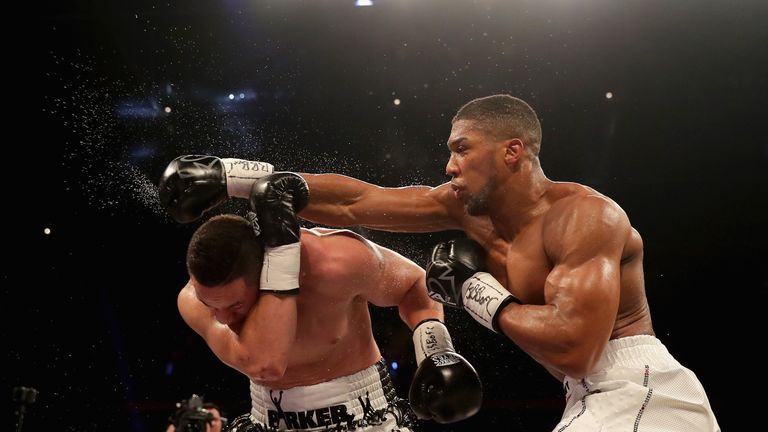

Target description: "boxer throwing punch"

left=162, top=94, right=721, bottom=431
left=300, top=95, right=721, bottom=432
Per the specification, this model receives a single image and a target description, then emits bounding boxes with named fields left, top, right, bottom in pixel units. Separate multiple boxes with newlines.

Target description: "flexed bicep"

left=539, top=194, right=630, bottom=375
left=542, top=256, right=621, bottom=370
left=494, top=195, right=631, bottom=378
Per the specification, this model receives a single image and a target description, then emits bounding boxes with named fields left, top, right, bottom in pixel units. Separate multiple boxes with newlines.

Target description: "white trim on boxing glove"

left=221, top=158, right=275, bottom=198
left=461, top=272, right=521, bottom=333
left=412, top=319, right=455, bottom=365
left=260, top=242, right=300, bottom=295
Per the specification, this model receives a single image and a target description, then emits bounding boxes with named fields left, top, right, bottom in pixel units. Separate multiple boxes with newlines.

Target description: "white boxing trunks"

left=554, top=335, right=720, bottom=431
left=226, top=359, right=415, bottom=432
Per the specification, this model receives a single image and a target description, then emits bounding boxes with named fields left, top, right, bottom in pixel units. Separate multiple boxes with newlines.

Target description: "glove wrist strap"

left=260, top=242, right=300, bottom=295
left=412, top=319, right=454, bottom=365
left=222, top=158, right=275, bottom=198
left=461, top=272, right=521, bottom=333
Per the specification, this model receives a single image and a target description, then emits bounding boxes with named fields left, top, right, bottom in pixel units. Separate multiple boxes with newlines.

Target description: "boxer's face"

left=193, top=276, right=260, bottom=328
left=446, top=119, right=500, bottom=216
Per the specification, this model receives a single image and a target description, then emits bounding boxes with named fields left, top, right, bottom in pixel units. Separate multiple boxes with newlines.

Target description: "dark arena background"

left=13, top=0, right=765, bottom=430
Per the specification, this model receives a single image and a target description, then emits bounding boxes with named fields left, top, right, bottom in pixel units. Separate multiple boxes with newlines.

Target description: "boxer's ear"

left=502, top=138, right=524, bottom=165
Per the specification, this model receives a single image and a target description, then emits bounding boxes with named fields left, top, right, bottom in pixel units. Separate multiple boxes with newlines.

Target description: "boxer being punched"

left=161, top=94, right=720, bottom=431
left=166, top=171, right=482, bottom=431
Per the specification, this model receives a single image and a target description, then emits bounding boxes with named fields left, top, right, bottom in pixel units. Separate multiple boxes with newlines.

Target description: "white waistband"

left=593, top=335, right=679, bottom=371
left=249, top=359, right=395, bottom=429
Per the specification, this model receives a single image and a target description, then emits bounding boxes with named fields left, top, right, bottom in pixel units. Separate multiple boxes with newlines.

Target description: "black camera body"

left=170, top=394, right=214, bottom=432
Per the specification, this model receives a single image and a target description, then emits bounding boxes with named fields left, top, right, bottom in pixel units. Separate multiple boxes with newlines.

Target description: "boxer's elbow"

left=397, top=281, right=444, bottom=329
left=553, top=358, right=591, bottom=380
left=241, top=356, right=288, bottom=381
left=550, top=346, right=600, bottom=379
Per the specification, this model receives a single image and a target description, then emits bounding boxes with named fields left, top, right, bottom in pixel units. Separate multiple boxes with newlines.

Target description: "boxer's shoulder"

left=303, top=226, right=367, bottom=241
left=299, top=228, right=383, bottom=281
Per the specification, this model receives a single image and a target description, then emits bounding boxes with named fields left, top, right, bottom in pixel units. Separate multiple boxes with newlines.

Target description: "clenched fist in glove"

left=426, top=238, right=521, bottom=332
left=409, top=319, right=482, bottom=423
left=249, top=172, right=309, bottom=295
left=158, top=154, right=274, bottom=223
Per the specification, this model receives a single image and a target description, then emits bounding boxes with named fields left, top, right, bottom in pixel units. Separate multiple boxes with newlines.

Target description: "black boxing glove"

left=158, top=155, right=274, bottom=223
left=425, top=238, right=486, bottom=308
left=250, top=172, right=309, bottom=295
left=426, top=238, right=521, bottom=332
left=409, top=319, right=482, bottom=423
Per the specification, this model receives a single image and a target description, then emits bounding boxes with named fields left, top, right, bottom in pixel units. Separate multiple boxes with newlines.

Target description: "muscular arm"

left=319, top=231, right=443, bottom=329
left=299, top=173, right=463, bottom=232
left=372, top=245, right=444, bottom=330
left=177, top=284, right=296, bottom=381
left=496, top=196, right=629, bottom=379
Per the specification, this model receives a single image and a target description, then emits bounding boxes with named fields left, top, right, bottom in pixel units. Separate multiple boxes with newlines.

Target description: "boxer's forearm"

left=236, top=294, right=297, bottom=381
left=299, top=173, right=459, bottom=232
left=496, top=303, right=606, bottom=380
left=397, top=278, right=444, bottom=331
left=178, top=285, right=247, bottom=372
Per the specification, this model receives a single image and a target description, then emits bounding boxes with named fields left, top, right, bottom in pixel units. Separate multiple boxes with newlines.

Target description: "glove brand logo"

left=430, top=353, right=461, bottom=367
left=426, top=264, right=459, bottom=307
left=177, top=155, right=222, bottom=179
left=245, top=211, right=262, bottom=237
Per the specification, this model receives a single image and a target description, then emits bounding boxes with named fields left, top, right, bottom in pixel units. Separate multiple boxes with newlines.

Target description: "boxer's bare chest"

left=465, top=217, right=551, bottom=305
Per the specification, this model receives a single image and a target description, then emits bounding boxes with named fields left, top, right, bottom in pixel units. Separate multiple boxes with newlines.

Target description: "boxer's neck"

left=488, top=159, right=551, bottom=239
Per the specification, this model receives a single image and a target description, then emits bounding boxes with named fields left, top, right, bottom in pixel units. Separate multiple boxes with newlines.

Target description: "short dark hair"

left=452, top=94, right=542, bottom=157
left=186, top=214, right=264, bottom=286
left=202, top=401, right=220, bottom=412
